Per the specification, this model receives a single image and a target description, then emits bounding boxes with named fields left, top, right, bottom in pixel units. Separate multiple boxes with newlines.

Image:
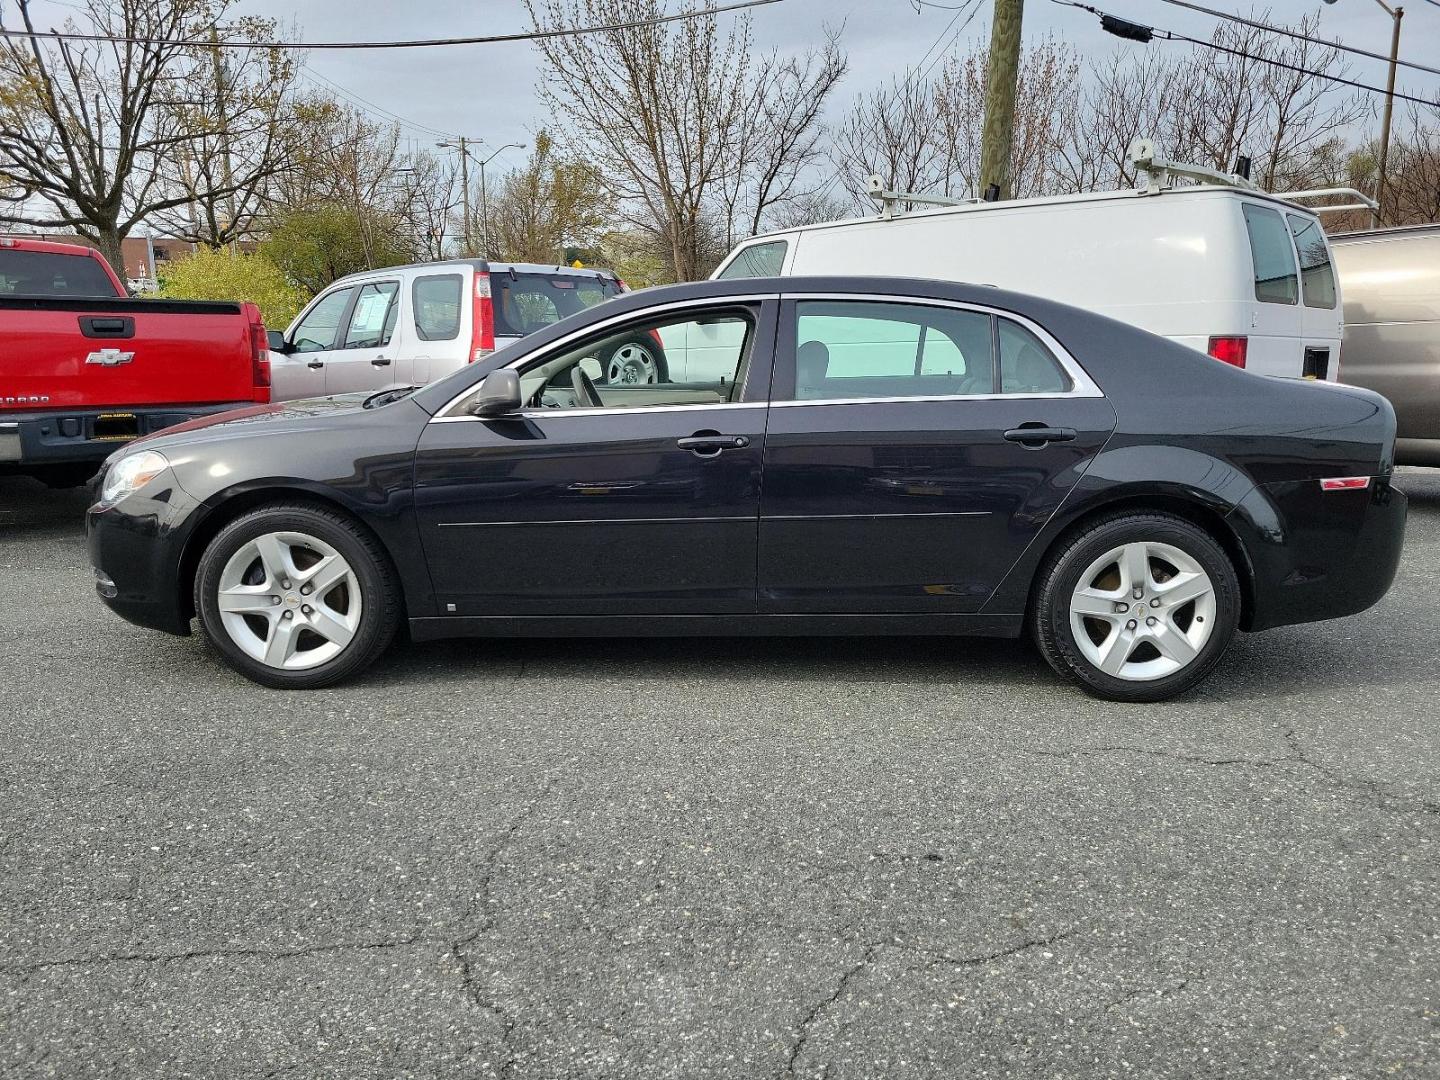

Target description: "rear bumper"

left=0, top=403, right=252, bottom=468
left=1229, top=474, right=1407, bottom=632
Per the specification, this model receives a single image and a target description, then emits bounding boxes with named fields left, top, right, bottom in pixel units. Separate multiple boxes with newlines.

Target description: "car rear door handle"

left=677, top=434, right=750, bottom=455
left=1003, top=425, right=1077, bottom=446
left=371, top=356, right=391, bottom=367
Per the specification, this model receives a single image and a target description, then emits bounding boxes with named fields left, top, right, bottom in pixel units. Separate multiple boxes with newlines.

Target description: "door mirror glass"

left=266, top=329, right=291, bottom=354
left=472, top=369, right=522, bottom=417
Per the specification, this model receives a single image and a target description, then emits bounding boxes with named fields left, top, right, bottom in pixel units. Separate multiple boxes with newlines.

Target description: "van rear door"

left=1285, top=212, right=1342, bottom=381
left=1239, top=201, right=1304, bottom=378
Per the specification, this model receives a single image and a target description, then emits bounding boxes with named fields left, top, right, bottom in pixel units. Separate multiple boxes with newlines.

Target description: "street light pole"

left=475, top=144, right=526, bottom=259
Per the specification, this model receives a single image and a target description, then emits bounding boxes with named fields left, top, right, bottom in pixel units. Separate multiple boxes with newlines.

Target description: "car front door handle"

left=371, top=356, right=391, bottom=367
left=1003, top=425, right=1077, bottom=447
left=306, top=360, right=324, bottom=370
left=677, top=434, right=750, bottom=455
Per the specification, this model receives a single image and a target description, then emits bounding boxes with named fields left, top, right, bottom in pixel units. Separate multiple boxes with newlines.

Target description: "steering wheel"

left=571, top=364, right=603, bottom=409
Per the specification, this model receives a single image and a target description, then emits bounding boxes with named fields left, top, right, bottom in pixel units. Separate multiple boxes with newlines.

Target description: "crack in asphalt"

left=780, top=927, right=1080, bottom=1078
left=448, top=771, right=568, bottom=1079
left=1033, top=740, right=1440, bottom=817
left=5, top=935, right=427, bottom=975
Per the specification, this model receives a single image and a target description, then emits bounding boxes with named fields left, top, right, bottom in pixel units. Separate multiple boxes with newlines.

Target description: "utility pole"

left=436, top=137, right=473, bottom=253
left=1373, top=2, right=1403, bottom=227
left=210, top=24, right=237, bottom=247
left=978, top=0, right=1024, bottom=201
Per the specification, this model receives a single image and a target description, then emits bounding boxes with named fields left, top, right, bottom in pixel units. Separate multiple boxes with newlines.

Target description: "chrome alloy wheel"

left=215, top=531, right=363, bottom=671
left=1068, top=541, right=1217, bottom=682
left=606, top=342, right=658, bottom=384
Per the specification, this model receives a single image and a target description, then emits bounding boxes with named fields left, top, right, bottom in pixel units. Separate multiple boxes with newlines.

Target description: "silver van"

left=1332, top=224, right=1440, bottom=466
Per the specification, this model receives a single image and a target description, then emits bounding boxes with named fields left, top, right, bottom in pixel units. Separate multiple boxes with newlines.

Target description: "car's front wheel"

left=1031, top=513, right=1240, bottom=702
left=195, top=504, right=400, bottom=689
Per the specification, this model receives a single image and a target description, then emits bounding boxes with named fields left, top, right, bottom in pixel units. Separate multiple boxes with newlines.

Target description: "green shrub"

left=157, top=248, right=309, bottom=328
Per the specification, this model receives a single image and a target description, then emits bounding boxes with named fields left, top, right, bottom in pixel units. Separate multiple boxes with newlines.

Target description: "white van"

left=712, top=149, right=1368, bottom=381
left=267, top=260, right=628, bottom=401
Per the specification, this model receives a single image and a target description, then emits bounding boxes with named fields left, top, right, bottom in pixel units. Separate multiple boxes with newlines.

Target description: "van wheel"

left=1030, top=513, right=1239, bottom=702
left=194, top=504, right=400, bottom=689
left=601, top=334, right=668, bottom=385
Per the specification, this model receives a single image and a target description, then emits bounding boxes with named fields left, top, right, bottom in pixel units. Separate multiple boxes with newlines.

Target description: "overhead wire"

left=0, top=0, right=782, bottom=50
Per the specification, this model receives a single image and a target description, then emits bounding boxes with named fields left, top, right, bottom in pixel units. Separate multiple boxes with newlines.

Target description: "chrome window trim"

left=429, top=401, right=768, bottom=423
left=783, top=293, right=1104, bottom=400
left=432, top=293, right=779, bottom=420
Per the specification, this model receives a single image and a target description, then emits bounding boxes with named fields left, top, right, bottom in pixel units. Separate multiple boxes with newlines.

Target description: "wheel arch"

left=1023, top=489, right=1259, bottom=632
left=176, top=484, right=406, bottom=625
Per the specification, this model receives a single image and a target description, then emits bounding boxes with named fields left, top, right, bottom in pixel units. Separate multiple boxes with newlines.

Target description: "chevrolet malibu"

left=86, top=276, right=1407, bottom=702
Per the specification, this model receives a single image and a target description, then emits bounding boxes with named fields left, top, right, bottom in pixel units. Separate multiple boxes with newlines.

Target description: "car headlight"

left=100, top=449, right=169, bottom=505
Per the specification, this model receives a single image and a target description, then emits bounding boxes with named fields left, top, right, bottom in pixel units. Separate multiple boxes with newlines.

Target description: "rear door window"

left=1286, top=214, right=1337, bottom=309
left=343, top=281, right=400, bottom=348
left=491, top=273, right=621, bottom=337
left=716, top=240, right=788, bottom=279
left=1242, top=204, right=1299, bottom=305
left=0, top=250, right=118, bottom=296
left=412, top=274, right=462, bottom=340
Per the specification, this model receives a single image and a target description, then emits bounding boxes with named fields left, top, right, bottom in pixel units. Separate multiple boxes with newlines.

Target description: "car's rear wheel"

left=195, top=504, right=400, bottom=689
left=601, top=333, right=668, bottom=385
left=1031, top=513, right=1240, bottom=702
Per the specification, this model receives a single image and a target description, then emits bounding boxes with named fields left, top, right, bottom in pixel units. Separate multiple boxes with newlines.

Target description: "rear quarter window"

left=412, top=274, right=462, bottom=340
left=716, top=240, right=787, bottom=280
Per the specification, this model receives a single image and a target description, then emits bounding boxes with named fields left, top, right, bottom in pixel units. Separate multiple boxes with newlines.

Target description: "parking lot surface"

left=3, top=471, right=1438, bottom=1079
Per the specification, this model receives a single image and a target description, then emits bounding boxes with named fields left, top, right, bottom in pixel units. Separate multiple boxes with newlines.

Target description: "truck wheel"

left=194, top=503, right=400, bottom=689
left=1030, top=513, right=1240, bottom=702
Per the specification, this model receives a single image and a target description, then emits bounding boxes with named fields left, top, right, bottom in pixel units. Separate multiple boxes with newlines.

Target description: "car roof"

left=1329, top=222, right=1440, bottom=245
left=330, top=258, right=621, bottom=285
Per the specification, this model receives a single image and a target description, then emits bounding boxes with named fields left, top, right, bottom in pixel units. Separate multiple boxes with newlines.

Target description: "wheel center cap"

left=285, top=595, right=300, bottom=607
left=1132, top=603, right=1147, bottom=617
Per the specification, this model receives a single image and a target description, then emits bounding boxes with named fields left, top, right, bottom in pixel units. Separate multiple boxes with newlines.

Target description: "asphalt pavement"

left=2, top=469, right=1438, bottom=1079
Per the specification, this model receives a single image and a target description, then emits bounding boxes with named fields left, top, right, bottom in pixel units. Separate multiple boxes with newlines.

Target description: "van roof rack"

left=1128, top=137, right=1378, bottom=215
left=865, top=175, right=982, bottom=220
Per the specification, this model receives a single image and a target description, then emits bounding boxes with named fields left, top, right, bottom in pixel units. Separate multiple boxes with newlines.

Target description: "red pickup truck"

left=0, top=236, right=270, bottom=486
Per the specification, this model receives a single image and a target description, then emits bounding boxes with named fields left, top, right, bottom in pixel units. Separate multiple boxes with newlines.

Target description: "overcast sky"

left=24, top=0, right=1440, bottom=181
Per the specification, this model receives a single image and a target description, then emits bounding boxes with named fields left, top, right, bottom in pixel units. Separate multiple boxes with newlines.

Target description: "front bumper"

left=1230, top=474, right=1408, bottom=632
left=86, top=470, right=201, bottom=636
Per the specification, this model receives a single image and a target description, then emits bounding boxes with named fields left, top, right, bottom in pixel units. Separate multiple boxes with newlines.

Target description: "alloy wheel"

left=1068, top=540, right=1217, bottom=682
left=215, top=530, right=363, bottom=671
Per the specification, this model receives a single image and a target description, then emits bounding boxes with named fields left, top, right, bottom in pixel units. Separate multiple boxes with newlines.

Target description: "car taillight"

left=470, top=272, right=495, bottom=362
left=1207, top=336, right=1248, bottom=368
left=647, top=328, right=664, bottom=348
left=615, top=277, right=630, bottom=292
left=243, top=302, right=270, bottom=398
left=1319, top=476, right=1370, bottom=492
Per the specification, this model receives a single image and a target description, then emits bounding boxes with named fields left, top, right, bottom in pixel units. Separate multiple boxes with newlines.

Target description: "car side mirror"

left=266, top=329, right=292, bottom=354
left=472, top=369, right=522, bottom=417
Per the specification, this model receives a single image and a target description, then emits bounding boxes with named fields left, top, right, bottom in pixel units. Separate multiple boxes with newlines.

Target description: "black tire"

left=194, top=503, right=401, bottom=689
left=1030, top=512, right=1240, bottom=703
left=598, top=333, right=669, bottom=385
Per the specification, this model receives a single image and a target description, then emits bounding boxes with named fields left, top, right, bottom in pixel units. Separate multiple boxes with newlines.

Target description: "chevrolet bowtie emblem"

left=85, top=348, right=135, bottom=366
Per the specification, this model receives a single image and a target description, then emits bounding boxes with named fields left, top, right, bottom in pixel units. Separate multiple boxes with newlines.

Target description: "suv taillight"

left=243, top=302, right=270, bottom=399
left=470, top=272, right=495, bottom=362
left=1207, top=336, right=1248, bottom=368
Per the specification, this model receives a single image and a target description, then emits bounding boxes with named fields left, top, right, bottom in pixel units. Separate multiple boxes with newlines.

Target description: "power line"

left=1153, top=0, right=1440, bottom=80
left=0, top=0, right=783, bottom=50
left=296, top=66, right=456, bottom=141
left=1051, top=0, right=1440, bottom=108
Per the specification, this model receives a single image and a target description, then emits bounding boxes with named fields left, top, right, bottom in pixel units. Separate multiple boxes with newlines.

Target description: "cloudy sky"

left=23, top=0, right=1440, bottom=180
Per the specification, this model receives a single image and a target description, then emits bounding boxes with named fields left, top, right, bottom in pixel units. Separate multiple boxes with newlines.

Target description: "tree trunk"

left=94, top=226, right=127, bottom=281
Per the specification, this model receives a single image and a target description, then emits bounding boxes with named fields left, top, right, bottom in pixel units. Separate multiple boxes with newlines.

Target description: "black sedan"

left=86, top=276, right=1407, bottom=701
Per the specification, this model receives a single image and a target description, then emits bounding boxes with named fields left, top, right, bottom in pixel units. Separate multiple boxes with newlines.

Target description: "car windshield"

left=490, top=272, right=620, bottom=337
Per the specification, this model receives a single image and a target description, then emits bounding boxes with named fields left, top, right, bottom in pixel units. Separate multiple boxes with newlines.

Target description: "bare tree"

left=486, top=131, right=612, bottom=263
left=0, top=0, right=296, bottom=271
left=526, top=0, right=845, bottom=280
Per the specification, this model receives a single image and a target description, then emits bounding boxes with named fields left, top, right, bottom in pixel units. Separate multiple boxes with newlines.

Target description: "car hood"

left=122, top=394, right=375, bottom=454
